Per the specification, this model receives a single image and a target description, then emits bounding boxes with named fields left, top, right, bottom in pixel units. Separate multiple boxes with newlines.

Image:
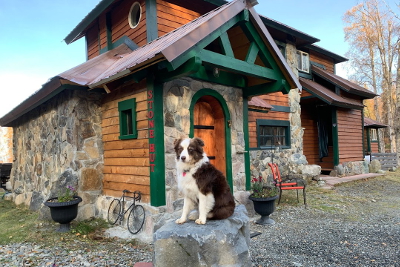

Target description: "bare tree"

left=343, top=0, right=399, bottom=153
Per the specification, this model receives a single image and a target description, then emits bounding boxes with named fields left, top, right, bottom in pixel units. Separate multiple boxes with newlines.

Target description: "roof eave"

left=64, top=0, right=115, bottom=44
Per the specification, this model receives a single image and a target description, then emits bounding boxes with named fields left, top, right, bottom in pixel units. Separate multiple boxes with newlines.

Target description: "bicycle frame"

left=117, top=190, right=142, bottom=223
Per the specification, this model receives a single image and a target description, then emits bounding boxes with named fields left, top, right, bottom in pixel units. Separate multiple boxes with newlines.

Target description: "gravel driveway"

left=0, top=174, right=398, bottom=266
left=250, top=175, right=400, bottom=267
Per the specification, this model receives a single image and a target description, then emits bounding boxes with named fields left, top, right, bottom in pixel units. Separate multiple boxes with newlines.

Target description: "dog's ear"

left=174, top=138, right=182, bottom=150
left=193, top=137, right=204, bottom=147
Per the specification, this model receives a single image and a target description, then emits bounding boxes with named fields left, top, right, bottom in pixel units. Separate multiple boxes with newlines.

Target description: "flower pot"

left=249, top=195, right=278, bottom=225
left=44, top=196, right=82, bottom=232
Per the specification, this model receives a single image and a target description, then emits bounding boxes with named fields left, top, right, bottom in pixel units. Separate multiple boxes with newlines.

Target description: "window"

left=128, top=2, right=142, bottom=29
left=257, top=119, right=290, bottom=149
left=118, top=98, right=137, bottom=139
left=371, top=128, right=378, bottom=142
left=296, top=50, right=309, bottom=73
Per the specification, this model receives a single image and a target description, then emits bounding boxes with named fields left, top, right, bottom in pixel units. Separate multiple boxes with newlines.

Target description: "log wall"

left=101, top=79, right=150, bottom=202
left=337, top=108, right=364, bottom=164
left=248, top=92, right=289, bottom=148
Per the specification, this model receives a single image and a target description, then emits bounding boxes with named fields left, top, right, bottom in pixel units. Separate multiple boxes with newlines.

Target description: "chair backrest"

left=268, top=163, right=282, bottom=183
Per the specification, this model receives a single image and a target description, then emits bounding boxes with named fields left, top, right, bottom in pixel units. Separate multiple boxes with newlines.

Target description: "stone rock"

left=234, top=191, right=255, bottom=217
left=153, top=205, right=250, bottom=267
left=369, top=159, right=381, bottom=173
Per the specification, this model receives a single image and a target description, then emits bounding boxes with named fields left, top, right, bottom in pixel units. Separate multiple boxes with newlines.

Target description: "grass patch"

left=0, top=199, right=109, bottom=245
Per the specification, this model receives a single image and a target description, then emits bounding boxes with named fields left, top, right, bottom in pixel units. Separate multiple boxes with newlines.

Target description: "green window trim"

left=256, top=119, right=291, bottom=149
left=118, top=98, right=137, bottom=139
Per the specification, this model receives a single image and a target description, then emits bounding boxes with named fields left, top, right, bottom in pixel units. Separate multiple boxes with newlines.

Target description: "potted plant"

left=44, top=186, right=82, bottom=232
left=249, top=176, right=279, bottom=225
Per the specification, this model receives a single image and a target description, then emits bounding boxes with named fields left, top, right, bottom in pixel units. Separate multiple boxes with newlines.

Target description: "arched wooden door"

left=193, top=95, right=226, bottom=176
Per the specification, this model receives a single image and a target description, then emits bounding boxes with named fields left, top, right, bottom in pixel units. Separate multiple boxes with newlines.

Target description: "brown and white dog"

left=174, top=137, right=235, bottom=225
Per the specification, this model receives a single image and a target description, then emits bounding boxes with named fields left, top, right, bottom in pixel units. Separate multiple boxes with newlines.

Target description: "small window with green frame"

left=118, top=98, right=137, bottom=139
left=256, top=119, right=290, bottom=149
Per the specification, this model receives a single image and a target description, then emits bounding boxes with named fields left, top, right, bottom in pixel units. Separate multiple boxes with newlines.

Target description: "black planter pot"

left=249, top=194, right=278, bottom=225
left=44, top=196, right=82, bottom=232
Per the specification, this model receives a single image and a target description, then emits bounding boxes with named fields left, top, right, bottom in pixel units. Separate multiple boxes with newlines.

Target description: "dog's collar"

left=182, top=169, right=190, bottom=177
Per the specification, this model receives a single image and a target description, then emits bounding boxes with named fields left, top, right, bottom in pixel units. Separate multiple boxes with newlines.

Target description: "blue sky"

left=0, top=0, right=396, bottom=118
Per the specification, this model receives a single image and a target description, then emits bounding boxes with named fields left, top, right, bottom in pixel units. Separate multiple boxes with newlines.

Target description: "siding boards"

left=337, top=108, right=363, bottom=163
left=309, top=51, right=335, bottom=73
left=248, top=92, right=289, bottom=148
left=102, top=82, right=150, bottom=199
left=156, top=0, right=202, bottom=36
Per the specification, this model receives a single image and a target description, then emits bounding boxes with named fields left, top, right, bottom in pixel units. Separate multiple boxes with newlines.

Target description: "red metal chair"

left=268, top=163, right=306, bottom=207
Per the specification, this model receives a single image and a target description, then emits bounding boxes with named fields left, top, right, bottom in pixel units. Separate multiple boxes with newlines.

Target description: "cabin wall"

left=86, top=0, right=147, bottom=60
left=337, top=108, right=364, bottom=163
left=100, top=79, right=150, bottom=202
left=8, top=90, right=104, bottom=221
left=248, top=93, right=289, bottom=148
left=309, top=50, right=335, bottom=73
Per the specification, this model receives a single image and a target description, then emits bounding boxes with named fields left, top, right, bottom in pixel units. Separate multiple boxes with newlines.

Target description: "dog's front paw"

left=176, top=218, right=186, bottom=224
left=195, top=218, right=206, bottom=225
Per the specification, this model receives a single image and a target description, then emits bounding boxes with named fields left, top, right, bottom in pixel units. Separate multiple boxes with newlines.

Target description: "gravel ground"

left=0, top=176, right=399, bottom=266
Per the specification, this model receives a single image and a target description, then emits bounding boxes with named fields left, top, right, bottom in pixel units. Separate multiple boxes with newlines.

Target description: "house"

left=0, top=0, right=377, bottom=238
left=363, top=117, right=387, bottom=155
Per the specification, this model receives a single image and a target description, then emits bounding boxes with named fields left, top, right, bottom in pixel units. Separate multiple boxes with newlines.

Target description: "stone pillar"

left=153, top=205, right=250, bottom=267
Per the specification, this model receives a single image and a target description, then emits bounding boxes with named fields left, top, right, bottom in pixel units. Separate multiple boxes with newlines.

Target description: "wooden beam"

left=198, top=49, right=279, bottom=81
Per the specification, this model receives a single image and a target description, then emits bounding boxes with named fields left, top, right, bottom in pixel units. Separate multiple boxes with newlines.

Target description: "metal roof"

left=364, top=117, right=387, bottom=128
left=248, top=96, right=273, bottom=110
left=300, top=78, right=364, bottom=109
left=0, top=0, right=301, bottom=126
left=312, top=65, right=376, bottom=99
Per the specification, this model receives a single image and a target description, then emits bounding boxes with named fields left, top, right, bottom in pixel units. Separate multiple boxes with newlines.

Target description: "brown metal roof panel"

left=89, top=0, right=244, bottom=85
left=58, top=43, right=133, bottom=86
left=300, top=78, right=364, bottom=109
left=248, top=6, right=302, bottom=91
left=311, top=65, right=376, bottom=98
left=248, top=96, right=273, bottom=110
left=364, top=117, right=387, bottom=128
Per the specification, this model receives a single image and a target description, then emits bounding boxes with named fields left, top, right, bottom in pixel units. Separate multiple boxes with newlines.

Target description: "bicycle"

left=107, top=190, right=145, bottom=234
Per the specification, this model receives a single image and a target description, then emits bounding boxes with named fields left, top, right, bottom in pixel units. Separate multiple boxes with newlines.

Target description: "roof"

left=0, top=0, right=300, bottom=126
left=364, top=117, right=387, bottom=128
left=248, top=96, right=273, bottom=111
left=306, top=44, right=348, bottom=64
left=300, top=78, right=364, bottom=109
left=312, top=65, right=376, bottom=99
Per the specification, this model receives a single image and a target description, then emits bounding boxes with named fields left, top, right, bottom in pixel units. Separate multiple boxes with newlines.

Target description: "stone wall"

left=162, top=78, right=246, bottom=213
left=248, top=42, right=321, bottom=184
left=0, top=127, right=13, bottom=163
left=8, top=89, right=104, bottom=221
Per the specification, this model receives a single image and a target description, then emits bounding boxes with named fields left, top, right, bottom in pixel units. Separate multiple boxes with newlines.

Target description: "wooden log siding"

left=337, top=108, right=364, bottom=163
left=102, top=84, right=150, bottom=202
left=309, top=51, right=335, bottom=73
left=156, top=0, right=203, bottom=37
left=248, top=92, right=289, bottom=148
left=111, top=1, right=148, bottom=47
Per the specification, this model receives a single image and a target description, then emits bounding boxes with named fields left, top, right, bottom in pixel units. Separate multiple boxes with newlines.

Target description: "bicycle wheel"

left=107, top=199, right=121, bottom=225
left=127, top=205, right=145, bottom=234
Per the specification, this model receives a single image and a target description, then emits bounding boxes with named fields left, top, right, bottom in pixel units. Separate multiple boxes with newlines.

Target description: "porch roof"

left=364, top=117, right=387, bottom=128
left=299, top=78, right=364, bottom=109
left=312, top=65, right=376, bottom=99
left=248, top=96, right=273, bottom=111
left=0, top=0, right=301, bottom=127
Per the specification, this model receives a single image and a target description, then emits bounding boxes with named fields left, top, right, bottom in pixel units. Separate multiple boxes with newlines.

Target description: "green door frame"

left=189, top=89, right=233, bottom=191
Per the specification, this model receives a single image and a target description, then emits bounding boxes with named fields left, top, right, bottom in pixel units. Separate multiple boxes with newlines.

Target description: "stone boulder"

left=153, top=205, right=250, bottom=267
left=369, top=159, right=381, bottom=173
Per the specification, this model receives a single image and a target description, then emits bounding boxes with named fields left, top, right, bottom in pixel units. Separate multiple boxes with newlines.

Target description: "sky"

left=0, top=0, right=397, bottom=118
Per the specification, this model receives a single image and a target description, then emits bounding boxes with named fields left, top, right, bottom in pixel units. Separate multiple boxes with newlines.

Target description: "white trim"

left=128, top=2, right=142, bottom=29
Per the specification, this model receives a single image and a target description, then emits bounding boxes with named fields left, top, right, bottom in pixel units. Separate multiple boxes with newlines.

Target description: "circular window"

left=128, top=2, right=142, bottom=29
